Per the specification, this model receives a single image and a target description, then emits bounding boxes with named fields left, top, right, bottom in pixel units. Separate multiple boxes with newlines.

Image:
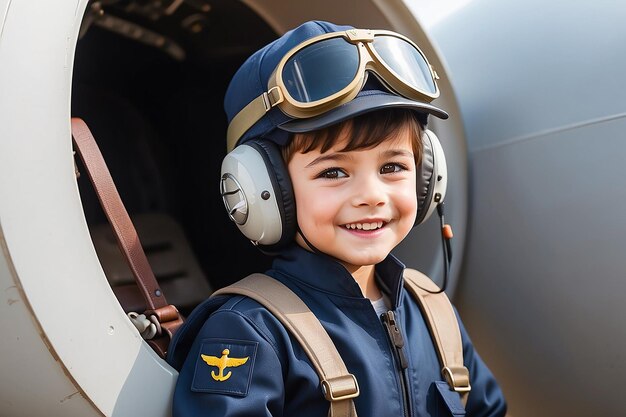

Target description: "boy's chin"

left=335, top=252, right=388, bottom=268
left=294, top=235, right=391, bottom=266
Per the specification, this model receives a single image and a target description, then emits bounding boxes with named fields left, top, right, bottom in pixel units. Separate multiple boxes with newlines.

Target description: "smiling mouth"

left=342, top=221, right=385, bottom=231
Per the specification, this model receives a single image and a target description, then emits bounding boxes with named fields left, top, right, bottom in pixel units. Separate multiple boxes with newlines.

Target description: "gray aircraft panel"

left=459, top=118, right=626, bottom=416
left=426, top=1, right=626, bottom=414
left=430, top=0, right=626, bottom=153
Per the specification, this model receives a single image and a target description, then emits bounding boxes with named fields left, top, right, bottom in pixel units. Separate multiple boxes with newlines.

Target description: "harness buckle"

left=442, top=366, right=471, bottom=393
left=321, top=374, right=360, bottom=401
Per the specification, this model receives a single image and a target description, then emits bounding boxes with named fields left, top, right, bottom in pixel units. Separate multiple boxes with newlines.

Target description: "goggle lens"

left=372, top=35, right=437, bottom=95
left=282, top=37, right=360, bottom=103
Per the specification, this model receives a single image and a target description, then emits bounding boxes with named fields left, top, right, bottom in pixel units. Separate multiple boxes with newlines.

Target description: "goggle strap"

left=227, top=87, right=285, bottom=152
left=227, top=93, right=267, bottom=152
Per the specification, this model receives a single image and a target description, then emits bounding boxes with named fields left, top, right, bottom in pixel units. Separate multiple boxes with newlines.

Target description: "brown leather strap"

left=71, top=117, right=183, bottom=355
left=213, top=274, right=358, bottom=417
left=403, top=268, right=470, bottom=406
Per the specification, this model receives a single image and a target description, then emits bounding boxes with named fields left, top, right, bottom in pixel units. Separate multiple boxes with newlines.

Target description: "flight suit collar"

left=271, top=245, right=406, bottom=307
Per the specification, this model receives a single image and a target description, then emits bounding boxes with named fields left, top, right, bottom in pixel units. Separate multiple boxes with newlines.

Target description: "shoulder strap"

left=214, top=270, right=469, bottom=413
left=213, top=273, right=358, bottom=417
left=402, top=268, right=470, bottom=406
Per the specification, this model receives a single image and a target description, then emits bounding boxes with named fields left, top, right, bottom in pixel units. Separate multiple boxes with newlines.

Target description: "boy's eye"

left=317, top=168, right=347, bottom=179
left=381, top=163, right=406, bottom=174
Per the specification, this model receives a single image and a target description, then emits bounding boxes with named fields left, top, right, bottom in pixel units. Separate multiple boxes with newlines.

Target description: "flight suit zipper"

left=381, top=310, right=411, bottom=417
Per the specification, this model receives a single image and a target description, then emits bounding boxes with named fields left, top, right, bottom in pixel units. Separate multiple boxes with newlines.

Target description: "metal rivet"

left=261, top=191, right=271, bottom=200
left=155, top=289, right=162, bottom=297
left=434, top=193, right=442, bottom=202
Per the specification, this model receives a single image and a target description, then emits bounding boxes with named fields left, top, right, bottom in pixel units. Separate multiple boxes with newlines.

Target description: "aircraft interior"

left=72, top=0, right=279, bottom=316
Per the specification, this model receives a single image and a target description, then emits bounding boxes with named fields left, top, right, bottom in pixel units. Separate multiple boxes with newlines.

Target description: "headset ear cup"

left=219, top=140, right=296, bottom=250
left=251, top=140, right=297, bottom=249
left=415, top=132, right=435, bottom=224
left=414, top=129, right=448, bottom=225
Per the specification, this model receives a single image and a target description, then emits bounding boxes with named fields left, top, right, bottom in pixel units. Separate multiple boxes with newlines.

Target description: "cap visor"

left=278, top=93, right=449, bottom=133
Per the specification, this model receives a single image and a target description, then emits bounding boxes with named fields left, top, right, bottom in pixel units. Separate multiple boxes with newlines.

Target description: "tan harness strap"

left=213, top=273, right=358, bottom=417
left=403, top=268, right=470, bottom=407
left=71, top=117, right=183, bottom=357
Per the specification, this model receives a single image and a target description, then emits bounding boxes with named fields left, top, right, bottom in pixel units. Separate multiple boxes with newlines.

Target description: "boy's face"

left=287, top=125, right=418, bottom=272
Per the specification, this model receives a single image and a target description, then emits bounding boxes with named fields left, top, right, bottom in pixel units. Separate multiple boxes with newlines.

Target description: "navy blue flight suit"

left=171, top=245, right=507, bottom=416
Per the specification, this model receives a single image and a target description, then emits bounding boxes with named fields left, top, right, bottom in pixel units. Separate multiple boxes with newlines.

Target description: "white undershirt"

left=371, top=294, right=391, bottom=317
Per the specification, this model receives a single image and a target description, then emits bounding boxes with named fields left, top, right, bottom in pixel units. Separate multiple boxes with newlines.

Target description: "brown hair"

left=281, top=108, right=424, bottom=164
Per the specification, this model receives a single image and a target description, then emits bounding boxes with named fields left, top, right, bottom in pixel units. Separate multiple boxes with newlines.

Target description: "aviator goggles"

left=227, top=28, right=441, bottom=151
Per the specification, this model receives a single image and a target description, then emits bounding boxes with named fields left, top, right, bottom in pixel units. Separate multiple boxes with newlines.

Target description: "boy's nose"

left=351, top=174, right=387, bottom=207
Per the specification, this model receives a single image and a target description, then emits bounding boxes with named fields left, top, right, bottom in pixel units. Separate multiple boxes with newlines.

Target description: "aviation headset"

left=220, top=128, right=447, bottom=252
left=219, top=20, right=449, bottom=253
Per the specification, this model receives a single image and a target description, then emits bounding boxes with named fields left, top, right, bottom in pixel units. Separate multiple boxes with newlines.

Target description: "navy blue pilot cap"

left=224, top=20, right=449, bottom=149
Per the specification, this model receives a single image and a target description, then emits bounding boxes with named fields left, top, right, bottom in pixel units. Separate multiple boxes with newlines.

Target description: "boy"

left=172, top=20, right=507, bottom=416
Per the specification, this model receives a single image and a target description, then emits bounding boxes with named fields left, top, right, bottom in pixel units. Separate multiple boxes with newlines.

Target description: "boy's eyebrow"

left=304, top=149, right=414, bottom=168
left=305, top=153, right=350, bottom=168
left=384, top=149, right=414, bottom=158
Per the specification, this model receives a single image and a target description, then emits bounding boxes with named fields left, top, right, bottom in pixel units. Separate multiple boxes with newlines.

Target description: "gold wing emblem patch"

left=201, top=349, right=250, bottom=381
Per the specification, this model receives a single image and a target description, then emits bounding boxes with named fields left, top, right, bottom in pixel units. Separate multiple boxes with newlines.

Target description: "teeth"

left=344, top=221, right=384, bottom=230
